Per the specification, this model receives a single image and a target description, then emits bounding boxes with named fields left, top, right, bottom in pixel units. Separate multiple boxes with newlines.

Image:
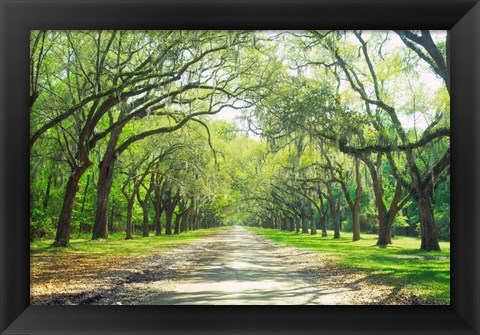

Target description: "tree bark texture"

left=53, top=164, right=91, bottom=247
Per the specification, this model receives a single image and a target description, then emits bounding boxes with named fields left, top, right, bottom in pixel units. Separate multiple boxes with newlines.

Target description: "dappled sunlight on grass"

left=249, top=227, right=450, bottom=303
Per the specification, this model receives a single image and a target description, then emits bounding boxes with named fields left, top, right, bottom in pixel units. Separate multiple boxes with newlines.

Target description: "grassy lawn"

left=249, top=227, right=450, bottom=303
left=31, top=226, right=229, bottom=258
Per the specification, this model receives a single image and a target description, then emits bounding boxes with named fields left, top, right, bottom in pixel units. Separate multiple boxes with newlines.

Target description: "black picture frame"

left=1, top=0, right=479, bottom=334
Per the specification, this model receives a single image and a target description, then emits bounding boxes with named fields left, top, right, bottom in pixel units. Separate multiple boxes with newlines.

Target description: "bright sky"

left=215, top=106, right=242, bottom=122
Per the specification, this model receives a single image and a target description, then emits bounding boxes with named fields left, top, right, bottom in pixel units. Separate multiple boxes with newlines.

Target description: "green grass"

left=248, top=227, right=450, bottom=303
left=30, top=227, right=229, bottom=257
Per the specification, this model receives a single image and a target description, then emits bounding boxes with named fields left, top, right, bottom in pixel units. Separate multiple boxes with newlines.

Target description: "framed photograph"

left=1, top=0, right=479, bottom=334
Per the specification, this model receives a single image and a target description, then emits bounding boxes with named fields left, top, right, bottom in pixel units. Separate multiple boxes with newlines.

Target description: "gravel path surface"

left=118, top=225, right=339, bottom=305
left=32, top=226, right=441, bottom=305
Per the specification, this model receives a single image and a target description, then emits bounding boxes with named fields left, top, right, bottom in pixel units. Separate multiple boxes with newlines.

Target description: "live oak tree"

left=30, top=30, right=450, bottom=252
left=240, top=30, right=449, bottom=250
left=318, top=30, right=449, bottom=250
left=31, top=30, right=261, bottom=246
left=90, top=31, right=258, bottom=240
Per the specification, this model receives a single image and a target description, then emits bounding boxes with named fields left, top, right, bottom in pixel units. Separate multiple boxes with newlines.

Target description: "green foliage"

left=30, top=30, right=449, bottom=252
left=393, top=213, right=409, bottom=228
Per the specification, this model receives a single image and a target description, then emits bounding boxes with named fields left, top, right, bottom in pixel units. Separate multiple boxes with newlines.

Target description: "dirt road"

left=92, top=226, right=360, bottom=305
left=139, top=225, right=329, bottom=304
left=32, top=226, right=431, bottom=305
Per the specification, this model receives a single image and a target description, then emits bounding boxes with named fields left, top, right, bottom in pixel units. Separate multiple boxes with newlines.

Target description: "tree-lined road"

left=97, top=226, right=356, bottom=305
left=32, top=226, right=443, bottom=305
left=29, top=30, right=450, bottom=307
left=145, top=226, right=326, bottom=304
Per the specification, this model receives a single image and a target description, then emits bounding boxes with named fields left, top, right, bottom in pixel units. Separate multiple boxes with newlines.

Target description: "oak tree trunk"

left=92, top=124, right=122, bottom=240
left=361, top=155, right=402, bottom=247
left=174, top=213, right=181, bottom=234
left=352, top=205, right=361, bottom=241
left=109, top=196, right=115, bottom=233
left=79, top=174, right=90, bottom=233
left=310, top=214, right=317, bottom=235
left=142, top=203, right=149, bottom=237
left=352, top=159, right=362, bottom=241
left=154, top=201, right=163, bottom=236
left=92, top=156, right=116, bottom=239
left=189, top=211, right=195, bottom=231
left=417, top=195, right=441, bottom=251
left=125, top=200, right=134, bottom=240
left=320, top=213, right=328, bottom=237
left=409, top=164, right=441, bottom=251
left=301, top=214, right=308, bottom=234
left=377, top=213, right=394, bottom=246
left=327, top=184, right=340, bottom=239
left=165, top=209, right=173, bottom=235
left=180, top=211, right=189, bottom=232
left=289, top=217, right=295, bottom=231
left=53, top=164, right=90, bottom=247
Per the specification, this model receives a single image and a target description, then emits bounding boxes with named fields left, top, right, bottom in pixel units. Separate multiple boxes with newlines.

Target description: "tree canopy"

left=30, top=30, right=450, bottom=251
